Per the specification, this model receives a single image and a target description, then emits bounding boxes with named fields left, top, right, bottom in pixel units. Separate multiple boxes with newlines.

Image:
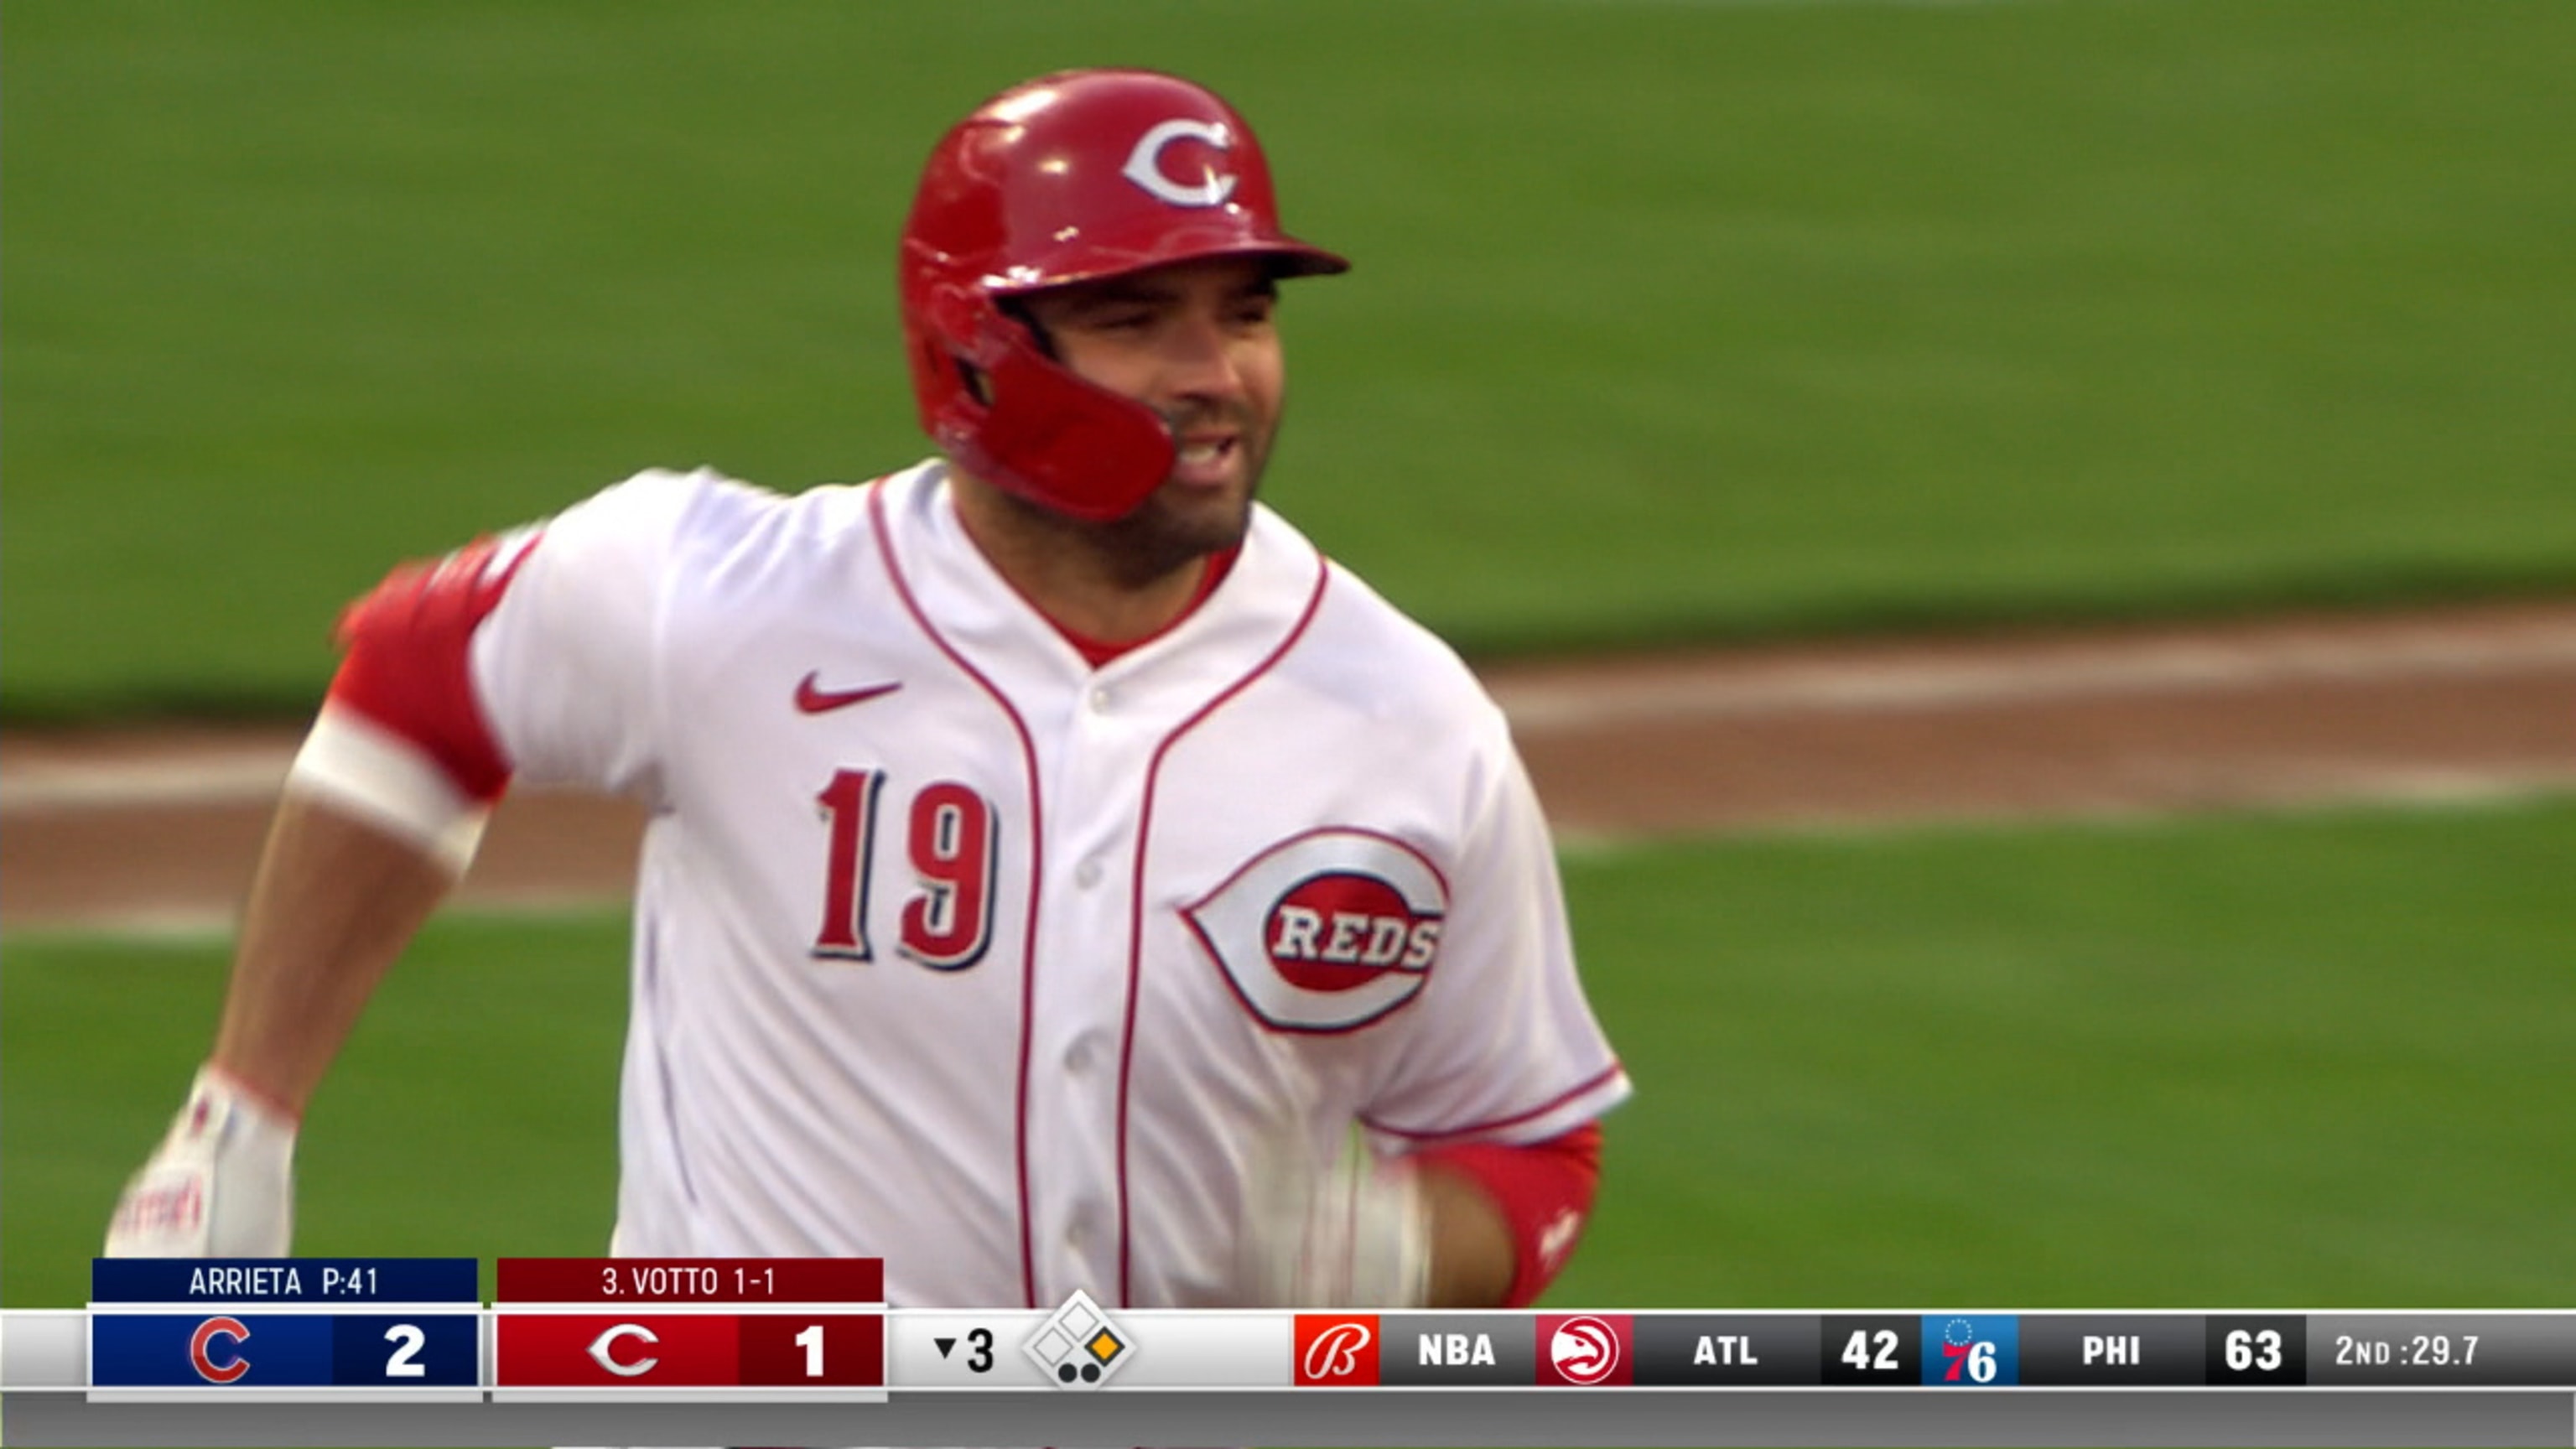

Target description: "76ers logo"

left=1184, top=828, right=1446, bottom=1033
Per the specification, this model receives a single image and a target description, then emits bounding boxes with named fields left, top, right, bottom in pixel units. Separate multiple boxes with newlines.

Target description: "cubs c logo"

left=189, top=1316, right=252, bottom=1384
left=1123, top=118, right=1237, bottom=208
left=1184, top=828, right=1447, bottom=1033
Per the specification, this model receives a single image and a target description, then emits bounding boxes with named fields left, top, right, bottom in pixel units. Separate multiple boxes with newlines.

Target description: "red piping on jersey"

left=1360, top=1061, right=1629, bottom=1145
left=869, top=482, right=1051, bottom=1311
left=1115, top=548, right=1331, bottom=1306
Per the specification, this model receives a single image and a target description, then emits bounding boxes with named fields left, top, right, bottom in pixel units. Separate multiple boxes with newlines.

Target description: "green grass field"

left=11, top=800, right=2570, bottom=1309
left=8, top=0, right=2576, bottom=714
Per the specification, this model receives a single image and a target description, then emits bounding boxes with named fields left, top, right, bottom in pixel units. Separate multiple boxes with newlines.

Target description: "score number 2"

left=383, top=1323, right=426, bottom=1378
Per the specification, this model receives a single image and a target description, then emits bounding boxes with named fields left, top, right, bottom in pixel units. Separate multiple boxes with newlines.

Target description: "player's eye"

left=1228, top=292, right=1278, bottom=329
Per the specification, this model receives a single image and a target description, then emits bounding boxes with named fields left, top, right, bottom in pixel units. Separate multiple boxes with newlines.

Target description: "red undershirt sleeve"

left=324, top=535, right=529, bottom=803
left=1414, top=1121, right=1603, bottom=1308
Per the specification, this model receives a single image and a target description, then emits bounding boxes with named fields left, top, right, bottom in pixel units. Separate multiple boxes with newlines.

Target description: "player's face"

left=1020, top=256, right=1286, bottom=557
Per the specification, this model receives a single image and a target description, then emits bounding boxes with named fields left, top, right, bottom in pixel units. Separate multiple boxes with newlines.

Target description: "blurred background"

left=5, top=0, right=2572, bottom=1312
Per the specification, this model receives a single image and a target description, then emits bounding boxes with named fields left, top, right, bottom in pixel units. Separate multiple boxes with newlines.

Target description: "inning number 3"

left=813, top=769, right=998, bottom=969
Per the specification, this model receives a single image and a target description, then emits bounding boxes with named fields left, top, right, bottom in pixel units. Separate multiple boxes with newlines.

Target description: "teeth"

left=1180, top=440, right=1225, bottom=464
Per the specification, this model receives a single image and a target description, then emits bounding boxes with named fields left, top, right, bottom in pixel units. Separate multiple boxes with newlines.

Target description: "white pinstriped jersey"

left=467, top=460, right=1630, bottom=1309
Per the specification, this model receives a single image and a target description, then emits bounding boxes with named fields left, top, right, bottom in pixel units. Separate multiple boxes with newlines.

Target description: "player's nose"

left=1157, top=310, right=1251, bottom=402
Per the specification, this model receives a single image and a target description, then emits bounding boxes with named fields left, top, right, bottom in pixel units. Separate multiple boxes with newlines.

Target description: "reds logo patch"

left=1184, top=828, right=1447, bottom=1033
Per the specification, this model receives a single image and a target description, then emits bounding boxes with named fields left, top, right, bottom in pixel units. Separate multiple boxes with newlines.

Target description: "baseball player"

left=106, top=68, right=1630, bottom=1311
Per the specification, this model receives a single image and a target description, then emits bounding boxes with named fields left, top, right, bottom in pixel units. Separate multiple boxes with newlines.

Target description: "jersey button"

left=1075, top=858, right=1104, bottom=888
left=1088, top=685, right=1113, bottom=713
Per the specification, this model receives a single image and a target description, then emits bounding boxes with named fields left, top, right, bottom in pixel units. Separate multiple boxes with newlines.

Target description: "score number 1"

left=740, top=1314, right=884, bottom=1388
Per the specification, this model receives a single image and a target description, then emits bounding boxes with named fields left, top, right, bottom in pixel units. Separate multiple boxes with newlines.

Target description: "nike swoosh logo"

left=795, top=671, right=903, bottom=714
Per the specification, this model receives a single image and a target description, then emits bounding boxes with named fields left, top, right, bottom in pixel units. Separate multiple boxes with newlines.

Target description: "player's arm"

left=101, top=785, right=471, bottom=1257
left=106, top=541, right=527, bottom=1257
left=1244, top=1122, right=1603, bottom=1309
left=106, top=473, right=690, bottom=1258
left=210, top=782, right=468, bottom=1115
left=1418, top=1164, right=1516, bottom=1306
left=1417, top=1121, right=1604, bottom=1307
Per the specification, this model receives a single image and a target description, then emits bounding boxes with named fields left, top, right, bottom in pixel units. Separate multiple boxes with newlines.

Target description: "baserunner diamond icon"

left=1022, top=1289, right=1134, bottom=1389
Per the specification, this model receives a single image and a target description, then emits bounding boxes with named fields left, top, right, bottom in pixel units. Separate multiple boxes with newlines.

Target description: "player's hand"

left=104, top=1067, right=297, bottom=1257
left=1236, top=1130, right=1431, bottom=1308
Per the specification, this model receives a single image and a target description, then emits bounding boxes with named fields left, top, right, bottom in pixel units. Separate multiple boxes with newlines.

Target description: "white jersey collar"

left=872, top=460, right=1330, bottom=702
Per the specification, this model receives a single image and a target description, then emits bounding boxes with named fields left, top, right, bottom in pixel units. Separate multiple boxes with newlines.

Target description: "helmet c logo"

left=189, top=1316, right=252, bottom=1384
left=1122, top=119, right=1237, bottom=208
left=585, top=1322, right=660, bottom=1378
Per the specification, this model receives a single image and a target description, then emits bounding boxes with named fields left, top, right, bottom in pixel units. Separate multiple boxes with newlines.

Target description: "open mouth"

left=1173, top=434, right=1239, bottom=484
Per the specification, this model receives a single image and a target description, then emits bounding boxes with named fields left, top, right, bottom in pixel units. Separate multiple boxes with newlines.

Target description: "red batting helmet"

left=899, top=70, right=1349, bottom=522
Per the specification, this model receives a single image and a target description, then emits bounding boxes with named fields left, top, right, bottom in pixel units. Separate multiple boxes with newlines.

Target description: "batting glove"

left=104, top=1067, right=297, bottom=1257
left=1238, top=1133, right=1431, bottom=1308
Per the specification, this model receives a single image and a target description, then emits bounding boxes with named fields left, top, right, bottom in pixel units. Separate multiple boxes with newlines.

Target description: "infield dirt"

left=7, top=600, right=2573, bottom=932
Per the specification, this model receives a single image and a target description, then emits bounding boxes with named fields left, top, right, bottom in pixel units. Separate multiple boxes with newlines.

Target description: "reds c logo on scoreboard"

left=1184, top=828, right=1447, bottom=1033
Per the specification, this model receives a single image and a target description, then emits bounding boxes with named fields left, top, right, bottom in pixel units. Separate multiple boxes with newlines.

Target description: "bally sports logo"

left=1184, top=828, right=1448, bottom=1033
left=1293, top=1315, right=1380, bottom=1385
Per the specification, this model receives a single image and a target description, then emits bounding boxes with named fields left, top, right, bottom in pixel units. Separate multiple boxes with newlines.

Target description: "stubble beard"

left=1114, top=465, right=1259, bottom=576
left=973, top=438, right=1264, bottom=595
left=1096, top=409, right=1274, bottom=583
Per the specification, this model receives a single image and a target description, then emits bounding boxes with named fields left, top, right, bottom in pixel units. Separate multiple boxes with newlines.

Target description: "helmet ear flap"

left=923, top=283, right=1000, bottom=371
left=921, top=283, right=1176, bottom=523
left=922, top=283, right=1004, bottom=408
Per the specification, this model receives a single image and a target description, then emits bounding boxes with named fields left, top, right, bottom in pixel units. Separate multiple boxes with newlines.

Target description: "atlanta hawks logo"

left=1184, top=828, right=1447, bottom=1033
